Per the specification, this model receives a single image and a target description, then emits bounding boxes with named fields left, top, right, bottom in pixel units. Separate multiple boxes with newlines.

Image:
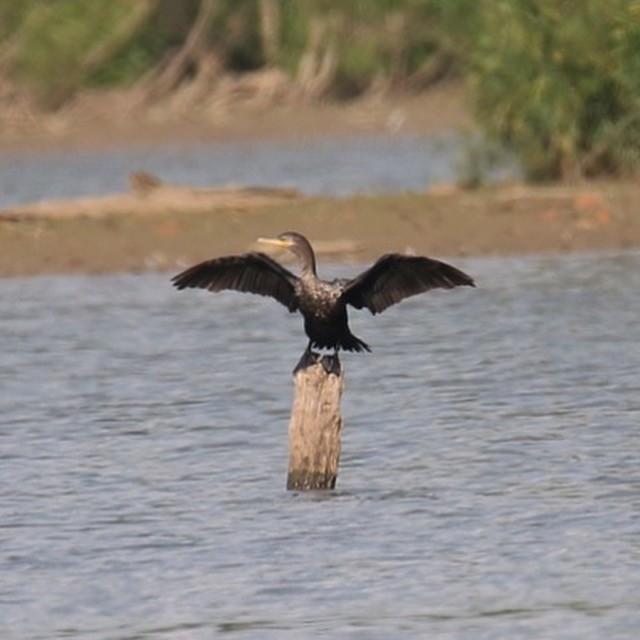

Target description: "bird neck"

left=290, top=237, right=317, bottom=277
left=300, top=258, right=317, bottom=278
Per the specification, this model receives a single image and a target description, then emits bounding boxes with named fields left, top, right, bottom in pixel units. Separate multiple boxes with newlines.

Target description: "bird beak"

left=258, top=237, right=291, bottom=248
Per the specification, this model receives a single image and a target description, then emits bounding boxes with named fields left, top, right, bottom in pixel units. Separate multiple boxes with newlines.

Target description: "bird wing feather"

left=341, top=254, right=475, bottom=314
left=171, top=252, right=299, bottom=311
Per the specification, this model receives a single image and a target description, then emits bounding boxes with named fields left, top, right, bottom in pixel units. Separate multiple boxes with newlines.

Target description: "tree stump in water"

left=287, top=353, right=343, bottom=490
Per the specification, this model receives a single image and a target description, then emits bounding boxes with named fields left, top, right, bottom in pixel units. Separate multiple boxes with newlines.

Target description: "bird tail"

left=341, top=333, right=371, bottom=352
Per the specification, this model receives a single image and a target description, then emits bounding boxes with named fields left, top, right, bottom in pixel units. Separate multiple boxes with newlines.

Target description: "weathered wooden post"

left=286, top=354, right=344, bottom=490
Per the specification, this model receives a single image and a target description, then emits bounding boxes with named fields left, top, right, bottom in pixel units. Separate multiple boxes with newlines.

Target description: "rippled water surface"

left=1, top=251, right=639, bottom=639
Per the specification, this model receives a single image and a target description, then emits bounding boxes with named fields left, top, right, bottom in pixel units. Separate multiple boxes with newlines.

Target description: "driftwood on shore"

left=0, top=174, right=303, bottom=221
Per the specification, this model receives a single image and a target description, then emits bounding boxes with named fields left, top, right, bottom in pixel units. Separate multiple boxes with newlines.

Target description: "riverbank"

left=1, top=83, right=639, bottom=277
left=0, top=84, right=470, bottom=154
left=1, top=180, right=638, bottom=277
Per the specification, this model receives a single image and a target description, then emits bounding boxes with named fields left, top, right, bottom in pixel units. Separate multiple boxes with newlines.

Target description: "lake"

left=1, top=250, right=639, bottom=639
left=0, top=135, right=462, bottom=210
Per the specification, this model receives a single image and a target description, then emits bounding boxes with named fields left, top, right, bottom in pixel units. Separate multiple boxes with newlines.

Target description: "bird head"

left=258, top=232, right=316, bottom=275
left=258, top=232, right=296, bottom=249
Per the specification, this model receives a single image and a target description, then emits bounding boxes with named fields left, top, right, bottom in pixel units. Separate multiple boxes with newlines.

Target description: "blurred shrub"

left=9, top=0, right=158, bottom=108
left=459, top=0, right=640, bottom=180
left=277, top=1, right=443, bottom=97
left=1, top=0, right=447, bottom=106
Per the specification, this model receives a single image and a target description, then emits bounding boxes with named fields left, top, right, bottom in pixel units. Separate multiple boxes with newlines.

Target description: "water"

left=1, top=251, right=639, bottom=638
left=0, top=135, right=463, bottom=209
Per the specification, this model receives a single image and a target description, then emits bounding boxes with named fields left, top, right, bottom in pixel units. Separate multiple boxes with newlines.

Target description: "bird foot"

left=320, top=353, right=342, bottom=376
left=293, top=349, right=341, bottom=376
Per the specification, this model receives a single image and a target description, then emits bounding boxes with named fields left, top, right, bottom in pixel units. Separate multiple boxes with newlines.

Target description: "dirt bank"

left=0, top=84, right=470, bottom=154
left=1, top=180, right=638, bottom=278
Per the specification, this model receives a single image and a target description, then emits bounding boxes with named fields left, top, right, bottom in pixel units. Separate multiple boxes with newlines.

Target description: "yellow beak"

left=257, top=237, right=291, bottom=248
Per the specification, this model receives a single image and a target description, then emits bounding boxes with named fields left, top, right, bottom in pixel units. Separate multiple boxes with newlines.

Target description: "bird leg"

left=293, top=343, right=341, bottom=376
left=293, top=342, right=319, bottom=373
left=317, top=347, right=342, bottom=376
left=320, top=353, right=342, bottom=376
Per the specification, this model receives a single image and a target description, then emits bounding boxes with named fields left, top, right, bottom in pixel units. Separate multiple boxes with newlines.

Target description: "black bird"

left=171, top=231, right=474, bottom=354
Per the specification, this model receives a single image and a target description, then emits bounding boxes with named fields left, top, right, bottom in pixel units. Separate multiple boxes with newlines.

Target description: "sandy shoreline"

left=1, top=181, right=639, bottom=278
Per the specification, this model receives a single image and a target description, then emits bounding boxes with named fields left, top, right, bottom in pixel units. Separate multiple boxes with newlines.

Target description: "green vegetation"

left=0, top=0, right=450, bottom=102
left=12, top=1, right=147, bottom=108
left=2, top=0, right=640, bottom=180
left=457, top=0, right=640, bottom=180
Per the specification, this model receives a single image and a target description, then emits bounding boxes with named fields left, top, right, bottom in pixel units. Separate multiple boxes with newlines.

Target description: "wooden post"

left=287, top=354, right=343, bottom=490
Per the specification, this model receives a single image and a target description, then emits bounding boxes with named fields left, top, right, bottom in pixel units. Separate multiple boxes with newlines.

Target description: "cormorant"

left=172, top=232, right=474, bottom=354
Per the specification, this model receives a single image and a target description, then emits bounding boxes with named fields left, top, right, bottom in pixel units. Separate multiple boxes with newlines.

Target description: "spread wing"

left=171, top=252, right=299, bottom=311
left=341, top=254, right=475, bottom=314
